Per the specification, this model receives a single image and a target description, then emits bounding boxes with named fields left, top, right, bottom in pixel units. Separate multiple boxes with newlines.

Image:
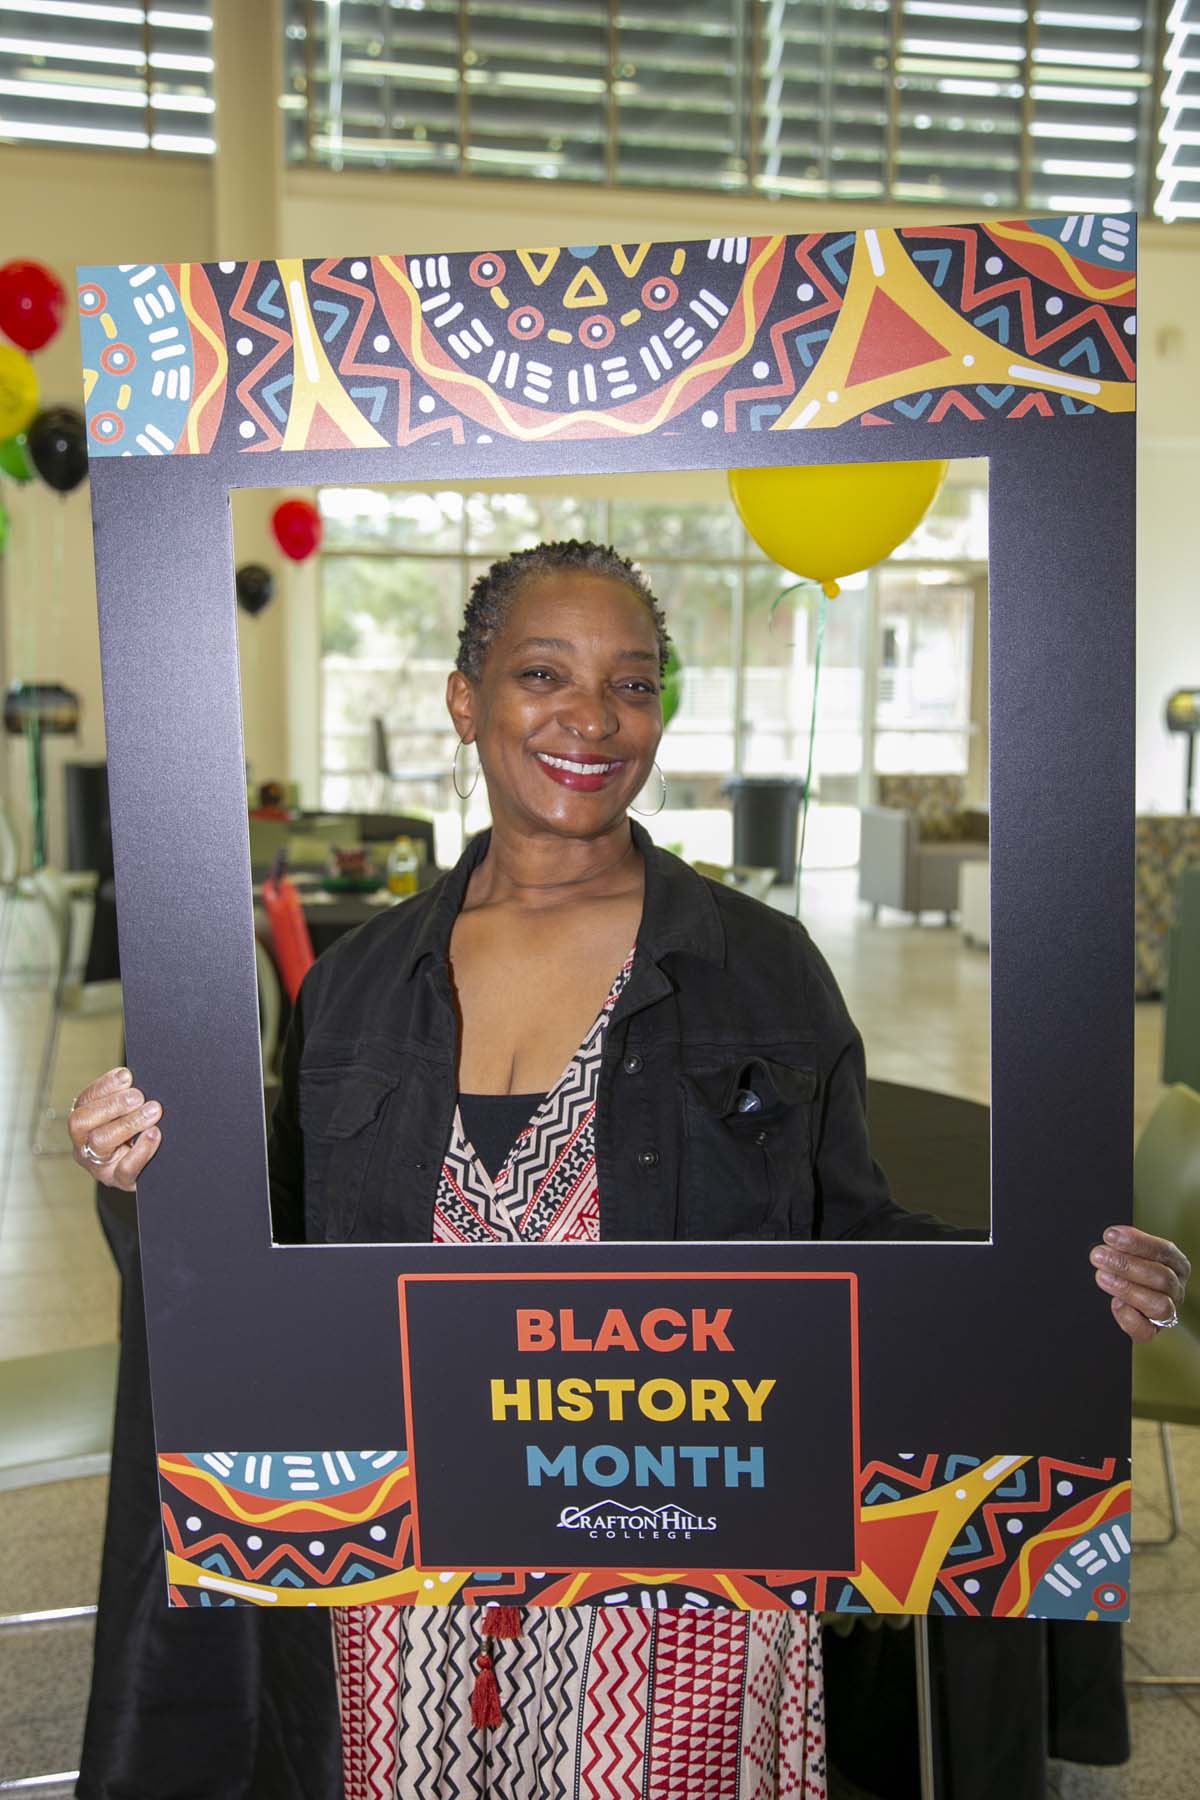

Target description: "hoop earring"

left=630, top=762, right=667, bottom=817
left=452, top=738, right=480, bottom=799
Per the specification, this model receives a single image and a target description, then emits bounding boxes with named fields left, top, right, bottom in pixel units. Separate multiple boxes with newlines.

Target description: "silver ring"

left=1149, top=1308, right=1179, bottom=1330
left=80, top=1142, right=112, bottom=1166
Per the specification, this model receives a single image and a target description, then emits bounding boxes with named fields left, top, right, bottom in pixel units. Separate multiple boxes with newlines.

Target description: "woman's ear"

left=446, top=669, right=477, bottom=743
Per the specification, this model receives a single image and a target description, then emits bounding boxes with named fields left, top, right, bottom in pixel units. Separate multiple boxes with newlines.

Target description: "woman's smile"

left=533, top=750, right=626, bottom=791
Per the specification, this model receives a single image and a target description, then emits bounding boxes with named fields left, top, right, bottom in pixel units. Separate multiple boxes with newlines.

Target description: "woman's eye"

left=620, top=680, right=658, bottom=695
left=520, top=667, right=557, bottom=682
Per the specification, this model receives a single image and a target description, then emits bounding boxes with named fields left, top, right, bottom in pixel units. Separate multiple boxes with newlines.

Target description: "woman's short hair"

left=455, top=540, right=671, bottom=680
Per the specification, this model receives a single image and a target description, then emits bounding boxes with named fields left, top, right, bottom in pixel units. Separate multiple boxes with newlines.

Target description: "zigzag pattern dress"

left=333, top=949, right=826, bottom=1799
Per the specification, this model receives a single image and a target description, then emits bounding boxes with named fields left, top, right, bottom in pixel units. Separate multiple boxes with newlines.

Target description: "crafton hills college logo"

left=557, top=1501, right=719, bottom=1541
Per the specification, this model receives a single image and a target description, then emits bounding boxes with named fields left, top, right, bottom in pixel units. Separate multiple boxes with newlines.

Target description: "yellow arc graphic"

left=774, top=229, right=1133, bottom=430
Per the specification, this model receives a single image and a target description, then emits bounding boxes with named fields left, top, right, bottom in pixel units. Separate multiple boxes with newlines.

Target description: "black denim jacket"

left=268, top=822, right=936, bottom=1247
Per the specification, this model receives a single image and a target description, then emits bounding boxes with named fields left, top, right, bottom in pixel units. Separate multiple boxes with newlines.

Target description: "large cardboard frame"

left=79, top=218, right=1136, bottom=1618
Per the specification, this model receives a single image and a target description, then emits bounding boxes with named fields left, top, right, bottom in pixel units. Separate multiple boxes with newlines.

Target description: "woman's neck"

left=468, top=816, right=642, bottom=911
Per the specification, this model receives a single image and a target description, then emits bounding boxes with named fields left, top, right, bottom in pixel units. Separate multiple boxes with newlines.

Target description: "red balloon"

left=270, top=497, right=323, bottom=562
left=0, top=261, right=66, bottom=353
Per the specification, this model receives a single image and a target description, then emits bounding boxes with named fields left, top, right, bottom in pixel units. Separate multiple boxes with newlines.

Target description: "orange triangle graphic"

left=309, top=402, right=356, bottom=452
left=612, top=242, right=651, bottom=278
left=846, top=287, right=948, bottom=389
left=517, top=247, right=560, bottom=287
left=857, top=1505, right=940, bottom=1604
left=562, top=264, right=608, bottom=309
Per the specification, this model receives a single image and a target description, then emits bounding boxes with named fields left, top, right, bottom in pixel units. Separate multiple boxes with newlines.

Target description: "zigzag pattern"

left=484, top=1628, right=544, bottom=1800
left=333, top=1609, right=364, bottom=1800
left=432, top=947, right=634, bottom=1246
left=334, top=1606, right=403, bottom=1800
left=540, top=1607, right=595, bottom=1800
left=578, top=1607, right=653, bottom=1797
left=900, top=224, right=1135, bottom=383
left=363, top=1609, right=401, bottom=1797
left=395, top=1604, right=485, bottom=1796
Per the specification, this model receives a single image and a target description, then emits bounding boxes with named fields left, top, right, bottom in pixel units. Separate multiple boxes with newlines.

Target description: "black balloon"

left=27, top=406, right=88, bottom=494
left=3, top=680, right=80, bottom=736
left=236, top=562, right=275, bottom=617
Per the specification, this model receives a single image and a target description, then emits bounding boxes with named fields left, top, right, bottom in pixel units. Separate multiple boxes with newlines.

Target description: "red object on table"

left=262, top=874, right=315, bottom=1001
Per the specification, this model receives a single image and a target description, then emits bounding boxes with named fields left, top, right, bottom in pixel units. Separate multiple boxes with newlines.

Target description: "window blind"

left=280, top=1, right=1173, bottom=220
left=0, top=0, right=214, bottom=154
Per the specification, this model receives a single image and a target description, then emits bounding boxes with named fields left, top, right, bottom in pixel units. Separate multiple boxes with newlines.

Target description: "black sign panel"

left=400, top=1272, right=859, bottom=1573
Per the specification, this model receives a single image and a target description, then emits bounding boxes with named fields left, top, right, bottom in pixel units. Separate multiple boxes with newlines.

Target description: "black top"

left=458, top=1091, right=546, bottom=1179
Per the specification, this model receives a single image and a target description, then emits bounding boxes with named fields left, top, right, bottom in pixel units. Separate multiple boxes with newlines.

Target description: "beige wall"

left=0, top=5, right=1196, bottom=860
left=0, top=147, right=212, bottom=862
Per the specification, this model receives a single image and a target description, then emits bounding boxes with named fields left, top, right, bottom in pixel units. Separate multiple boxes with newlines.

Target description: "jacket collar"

left=402, top=818, right=725, bottom=979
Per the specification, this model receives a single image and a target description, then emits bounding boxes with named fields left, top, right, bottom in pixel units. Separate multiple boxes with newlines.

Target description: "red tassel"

left=481, top=1605, right=522, bottom=1639
left=470, top=1651, right=503, bottom=1730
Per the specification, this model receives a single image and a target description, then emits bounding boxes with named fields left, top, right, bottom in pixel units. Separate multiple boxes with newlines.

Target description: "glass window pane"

left=320, top=550, right=463, bottom=844
left=873, top=570, right=974, bottom=775
left=754, top=0, right=890, bottom=202
left=644, top=560, right=737, bottom=779
left=320, top=488, right=464, bottom=551
left=610, top=498, right=738, bottom=562
left=464, top=491, right=604, bottom=555
left=0, top=0, right=213, bottom=156
left=742, top=567, right=866, bottom=781
left=890, top=471, right=989, bottom=562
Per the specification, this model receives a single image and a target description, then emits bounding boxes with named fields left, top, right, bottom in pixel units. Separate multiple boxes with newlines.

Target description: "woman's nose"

left=558, top=688, right=617, bottom=738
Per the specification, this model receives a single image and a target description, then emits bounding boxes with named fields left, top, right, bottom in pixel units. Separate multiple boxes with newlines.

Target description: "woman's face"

left=447, top=570, right=664, bottom=839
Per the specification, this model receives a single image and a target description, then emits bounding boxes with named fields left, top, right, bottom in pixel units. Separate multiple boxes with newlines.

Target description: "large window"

left=283, top=1, right=1182, bottom=219
left=0, top=1, right=214, bottom=155
left=317, top=474, right=986, bottom=869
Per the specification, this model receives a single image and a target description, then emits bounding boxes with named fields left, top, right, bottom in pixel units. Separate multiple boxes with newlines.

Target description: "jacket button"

left=753, top=1130, right=768, bottom=1148
left=622, top=1052, right=644, bottom=1075
left=414, top=1159, right=429, bottom=1172
left=637, top=1148, right=660, bottom=1170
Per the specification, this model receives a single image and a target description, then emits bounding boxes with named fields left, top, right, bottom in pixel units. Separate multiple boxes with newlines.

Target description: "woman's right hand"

left=69, top=1067, right=162, bottom=1192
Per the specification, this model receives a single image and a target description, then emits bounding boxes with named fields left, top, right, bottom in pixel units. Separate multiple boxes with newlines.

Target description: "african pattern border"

left=160, top=1449, right=1130, bottom=1621
left=80, top=215, right=1134, bottom=460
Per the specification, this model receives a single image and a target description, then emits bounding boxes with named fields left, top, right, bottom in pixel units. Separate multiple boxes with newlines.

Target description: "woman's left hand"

left=1091, top=1227, right=1191, bottom=1343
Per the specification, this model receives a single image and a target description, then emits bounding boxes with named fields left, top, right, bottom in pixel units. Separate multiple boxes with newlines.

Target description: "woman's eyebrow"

left=511, top=637, right=658, bottom=663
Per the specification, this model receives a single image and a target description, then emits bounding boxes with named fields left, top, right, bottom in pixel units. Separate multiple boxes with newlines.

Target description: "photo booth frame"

left=78, top=217, right=1137, bottom=1618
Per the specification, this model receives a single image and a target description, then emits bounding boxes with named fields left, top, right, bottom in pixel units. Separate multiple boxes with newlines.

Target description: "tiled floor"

left=0, top=876, right=1195, bottom=1795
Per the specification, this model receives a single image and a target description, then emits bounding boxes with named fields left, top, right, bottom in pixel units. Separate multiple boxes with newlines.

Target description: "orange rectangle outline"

left=397, top=1269, right=861, bottom=1584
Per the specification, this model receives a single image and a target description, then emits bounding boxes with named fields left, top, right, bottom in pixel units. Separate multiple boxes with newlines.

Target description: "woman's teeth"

left=536, top=754, right=616, bottom=775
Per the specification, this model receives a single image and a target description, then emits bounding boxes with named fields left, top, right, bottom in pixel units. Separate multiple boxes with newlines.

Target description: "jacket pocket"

left=298, top=1063, right=402, bottom=1242
left=680, top=1056, right=818, bottom=1240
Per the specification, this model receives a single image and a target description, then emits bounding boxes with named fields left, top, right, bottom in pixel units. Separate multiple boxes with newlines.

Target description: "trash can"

left=723, top=776, right=807, bottom=879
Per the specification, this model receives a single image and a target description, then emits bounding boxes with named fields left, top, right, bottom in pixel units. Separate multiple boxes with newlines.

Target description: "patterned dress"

left=334, top=950, right=826, bottom=1799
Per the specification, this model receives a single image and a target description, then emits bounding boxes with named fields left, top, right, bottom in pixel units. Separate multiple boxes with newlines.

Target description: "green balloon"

left=662, top=647, right=683, bottom=728
left=0, top=433, right=33, bottom=483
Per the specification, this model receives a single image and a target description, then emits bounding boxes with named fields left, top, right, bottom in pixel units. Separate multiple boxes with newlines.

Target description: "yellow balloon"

left=729, top=460, right=948, bottom=598
left=0, top=344, right=38, bottom=441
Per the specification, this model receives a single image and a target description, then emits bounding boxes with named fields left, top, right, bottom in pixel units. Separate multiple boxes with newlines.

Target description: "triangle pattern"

left=858, top=1504, right=940, bottom=1604
left=310, top=400, right=358, bottom=452
left=612, top=242, right=651, bottom=278
left=845, top=287, right=948, bottom=389
left=517, top=247, right=561, bottom=287
left=562, top=264, right=609, bottom=309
